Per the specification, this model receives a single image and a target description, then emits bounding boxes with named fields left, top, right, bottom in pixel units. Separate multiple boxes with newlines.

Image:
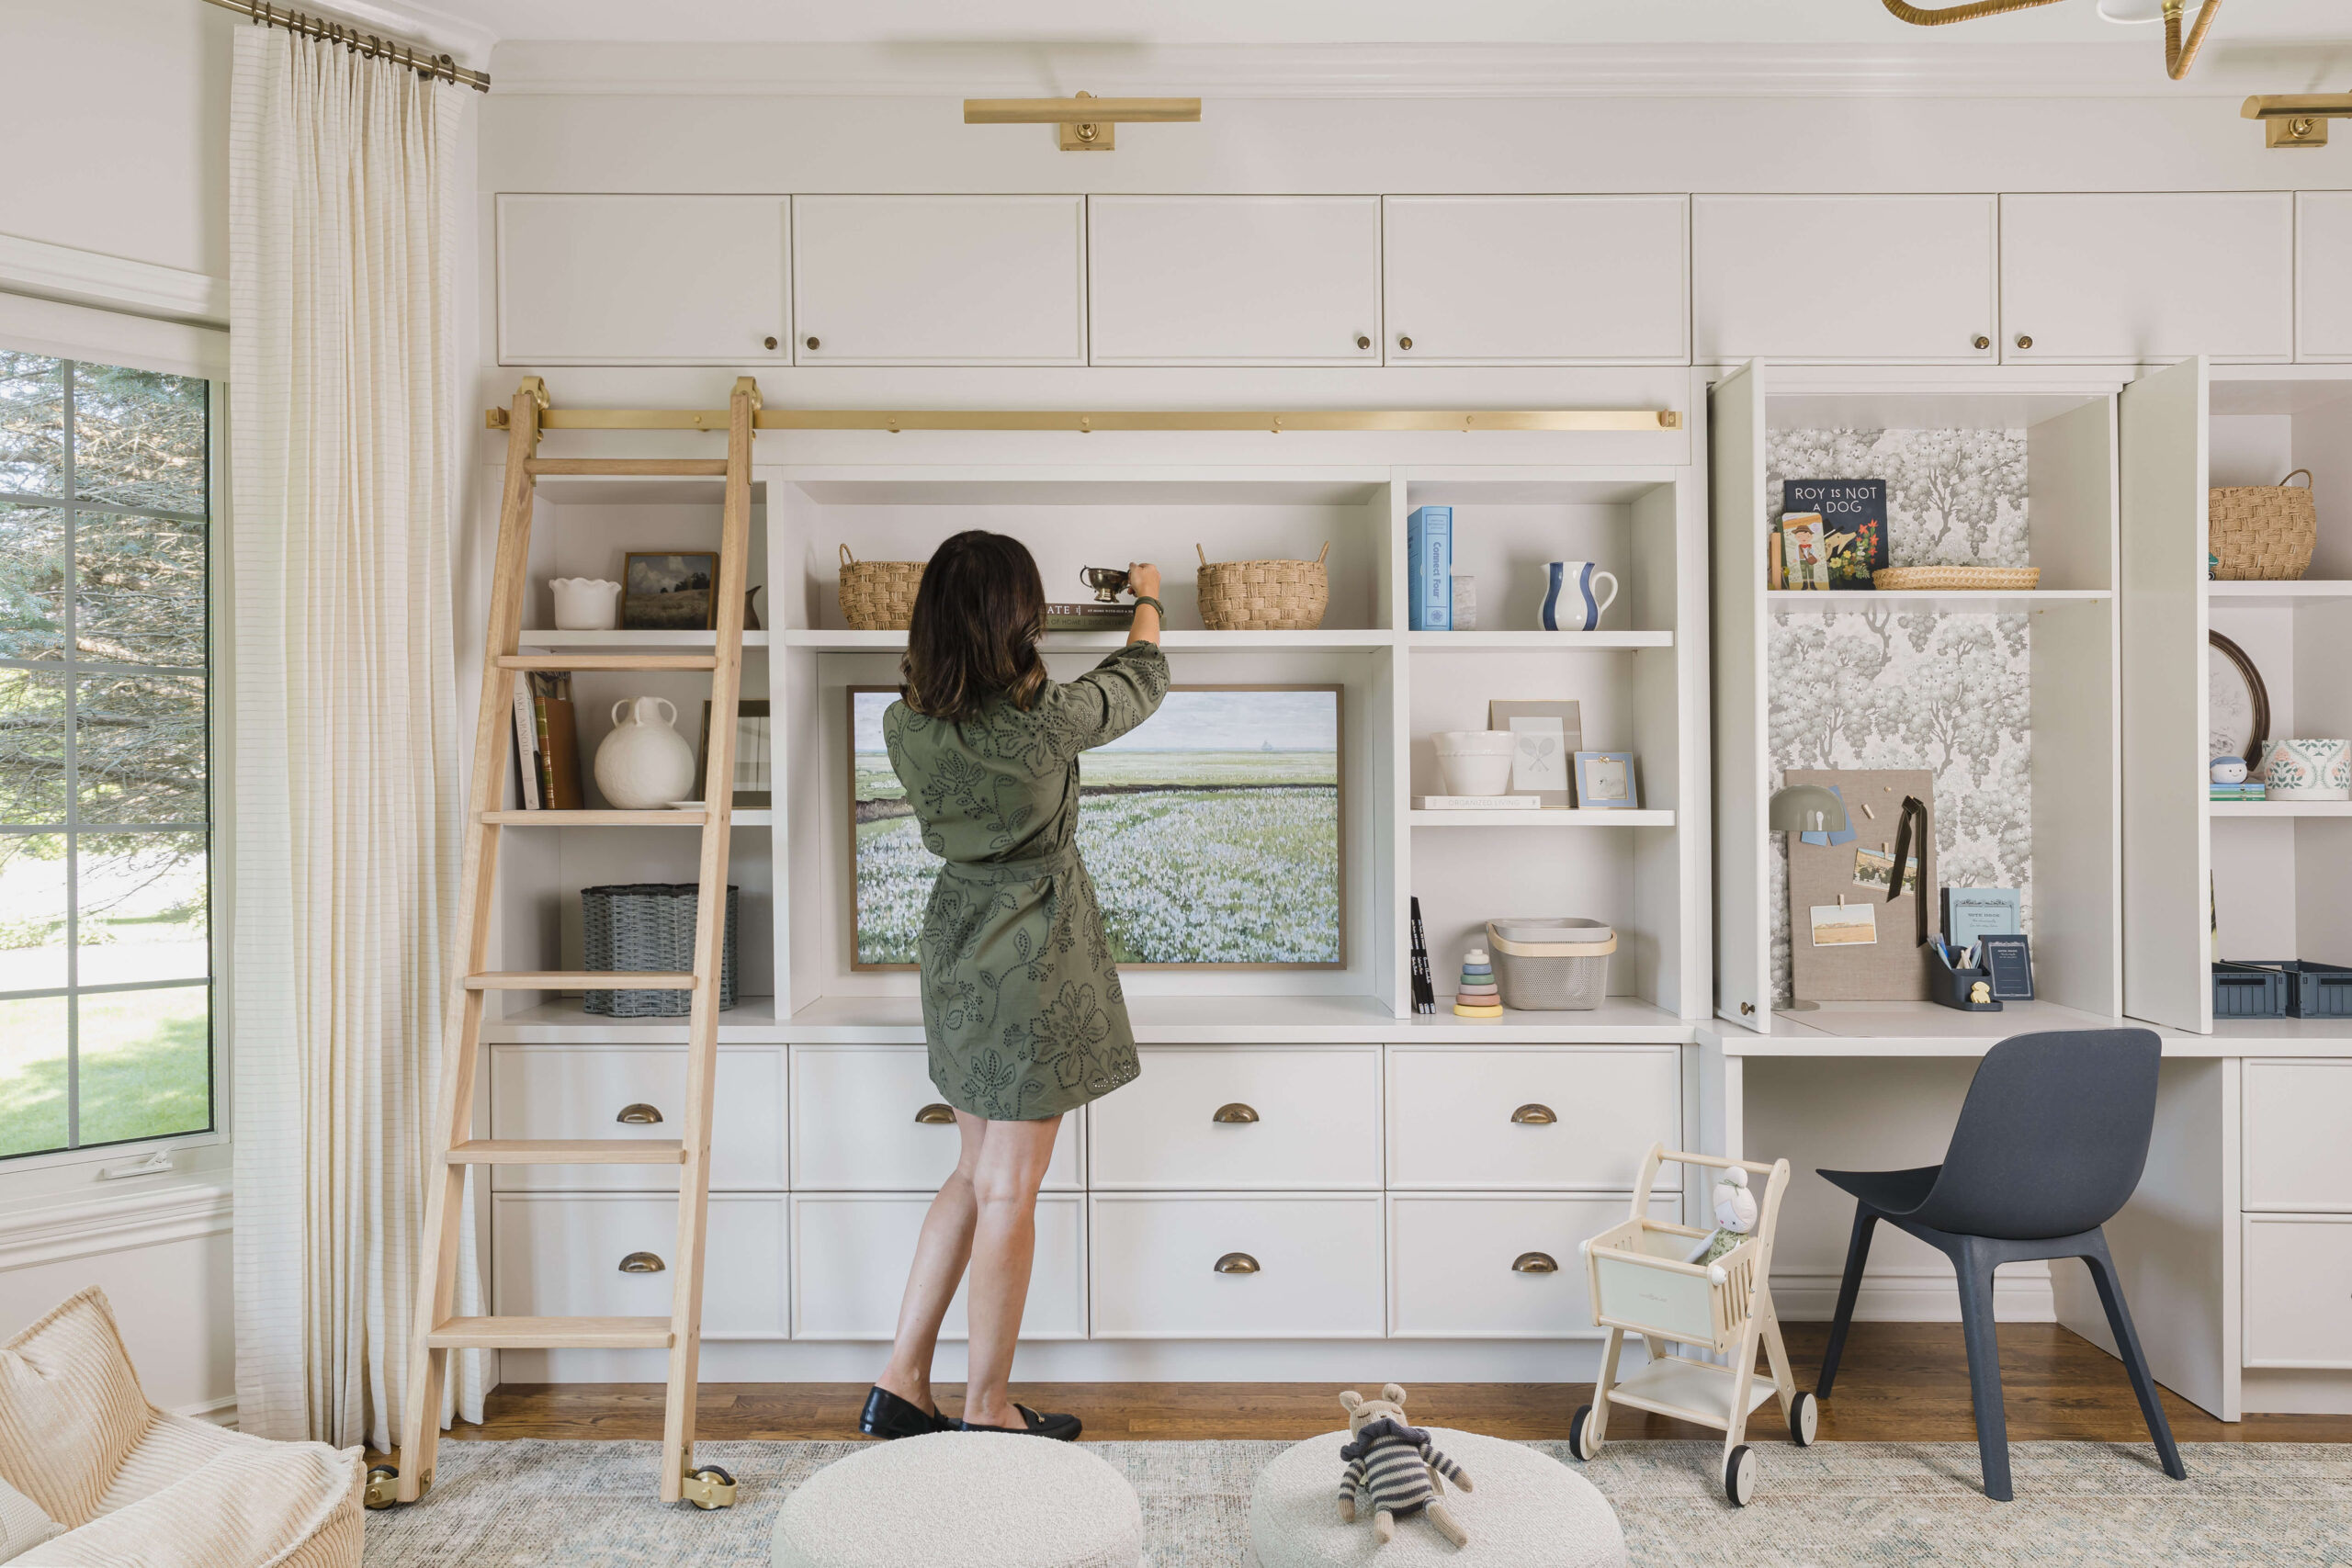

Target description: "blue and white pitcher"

left=1541, top=560, right=1619, bottom=632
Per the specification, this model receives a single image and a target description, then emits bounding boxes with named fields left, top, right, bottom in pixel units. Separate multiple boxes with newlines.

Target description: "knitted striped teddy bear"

left=1335, top=1384, right=1474, bottom=1547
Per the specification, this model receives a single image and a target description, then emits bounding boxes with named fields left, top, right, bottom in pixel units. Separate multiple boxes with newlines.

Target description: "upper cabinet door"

left=1691, top=195, right=1995, bottom=365
left=497, top=195, right=787, bottom=366
left=1385, top=196, right=1688, bottom=365
left=1088, top=196, right=1382, bottom=367
left=792, top=196, right=1085, bottom=366
left=2299, top=192, right=2352, bottom=361
left=2001, top=193, right=2293, bottom=364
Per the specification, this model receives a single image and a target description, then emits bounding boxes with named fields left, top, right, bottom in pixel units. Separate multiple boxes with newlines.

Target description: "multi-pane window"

left=0, top=353, right=213, bottom=1159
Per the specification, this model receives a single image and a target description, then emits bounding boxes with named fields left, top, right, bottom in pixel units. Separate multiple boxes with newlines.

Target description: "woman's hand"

left=1125, top=562, right=1162, bottom=648
left=1126, top=562, right=1161, bottom=601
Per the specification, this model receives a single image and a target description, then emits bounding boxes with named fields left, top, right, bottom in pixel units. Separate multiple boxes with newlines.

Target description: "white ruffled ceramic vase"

left=595, top=696, right=697, bottom=809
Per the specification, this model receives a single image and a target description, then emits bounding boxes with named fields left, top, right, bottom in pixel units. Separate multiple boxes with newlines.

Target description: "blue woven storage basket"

left=581, top=883, right=738, bottom=1017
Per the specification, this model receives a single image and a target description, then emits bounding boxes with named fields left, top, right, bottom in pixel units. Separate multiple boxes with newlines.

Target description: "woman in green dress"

left=860, top=532, right=1167, bottom=1442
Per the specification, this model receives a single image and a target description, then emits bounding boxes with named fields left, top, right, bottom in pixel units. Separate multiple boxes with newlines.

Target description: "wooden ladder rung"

left=465, top=971, right=696, bottom=989
left=447, top=1138, right=686, bottom=1166
left=481, top=810, right=708, bottom=827
left=427, top=1315, right=674, bottom=1350
left=496, top=654, right=718, bottom=672
left=523, top=458, right=730, bottom=477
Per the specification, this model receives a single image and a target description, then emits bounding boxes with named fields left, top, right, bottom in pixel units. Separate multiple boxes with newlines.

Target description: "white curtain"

left=228, top=24, right=483, bottom=1450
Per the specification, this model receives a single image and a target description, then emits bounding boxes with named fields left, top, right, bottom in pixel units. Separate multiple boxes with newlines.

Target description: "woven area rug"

left=362, top=1438, right=2352, bottom=1567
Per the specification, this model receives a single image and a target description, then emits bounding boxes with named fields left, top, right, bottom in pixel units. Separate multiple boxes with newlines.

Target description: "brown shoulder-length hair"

left=899, top=530, right=1049, bottom=721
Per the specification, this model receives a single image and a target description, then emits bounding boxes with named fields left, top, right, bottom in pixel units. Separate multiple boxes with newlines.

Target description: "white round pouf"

left=1248, top=1428, right=1628, bottom=1568
left=772, top=1433, right=1142, bottom=1568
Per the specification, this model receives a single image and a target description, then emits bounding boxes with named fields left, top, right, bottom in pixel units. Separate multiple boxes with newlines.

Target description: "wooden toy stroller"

left=1568, top=1145, right=1816, bottom=1506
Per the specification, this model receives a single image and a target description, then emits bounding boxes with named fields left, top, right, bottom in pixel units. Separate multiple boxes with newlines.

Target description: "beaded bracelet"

left=1130, top=594, right=1165, bottom=618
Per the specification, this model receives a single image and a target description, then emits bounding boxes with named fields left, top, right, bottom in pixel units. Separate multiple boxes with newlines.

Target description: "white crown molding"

left=0, top=1183, right=232, bottom=1275
left=0, top=234, right=228, bottom=329
left=485, top=39, right=2325, bottom=99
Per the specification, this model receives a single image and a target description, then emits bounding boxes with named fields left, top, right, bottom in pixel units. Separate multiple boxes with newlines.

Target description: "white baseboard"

left=174, top=1395, right=238, bottom=1429
left=1772, top=1263, right=2054, bottom=1325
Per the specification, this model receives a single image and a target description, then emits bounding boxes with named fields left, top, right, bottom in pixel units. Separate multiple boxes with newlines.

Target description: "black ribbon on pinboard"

left=1888, top=794, right=1929, bottom=947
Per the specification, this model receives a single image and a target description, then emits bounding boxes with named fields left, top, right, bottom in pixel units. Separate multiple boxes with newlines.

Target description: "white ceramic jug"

left=551, top=577, right=622, bottom=630
left=595, top=696, right=697, bottom=809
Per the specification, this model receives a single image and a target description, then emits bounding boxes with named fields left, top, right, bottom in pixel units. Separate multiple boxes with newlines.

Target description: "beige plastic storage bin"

left=1486, top=919, right=1614, bottom=1010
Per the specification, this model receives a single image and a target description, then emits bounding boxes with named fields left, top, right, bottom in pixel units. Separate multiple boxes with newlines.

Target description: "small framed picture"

left=1489, top=700, right=1582, bottom=808
left=1573, top=750, right=1638, bottom=809
left=623, top=551, right=718, bottom=630
left=1852, top=845, right=1919, bottom=896
left=1810, top=902, right=1878, bottom=947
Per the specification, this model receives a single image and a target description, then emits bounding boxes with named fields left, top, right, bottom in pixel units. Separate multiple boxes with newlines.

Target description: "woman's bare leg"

left=961, top=1114, right=1062, bottom=1429
left=874, top=1111, right=988, bottom=1416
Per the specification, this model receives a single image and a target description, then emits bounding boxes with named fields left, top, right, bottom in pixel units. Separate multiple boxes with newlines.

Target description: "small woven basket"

left=582, top=883, right=738, bottom=1017
left=1196, top=542, right=1329, bottom=631
left=1871, top=565, right=2041, bottom=592
left=2210, top=469, right=2316, bottom=581
left=837, top=544, right=926, bottom=631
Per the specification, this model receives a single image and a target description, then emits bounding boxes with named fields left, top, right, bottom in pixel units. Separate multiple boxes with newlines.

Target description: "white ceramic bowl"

left=1433, top=730, right=1517, bottom=796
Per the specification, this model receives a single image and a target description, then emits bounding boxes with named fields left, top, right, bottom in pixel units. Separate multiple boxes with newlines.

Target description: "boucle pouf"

left=1248, top=1428, right=1627, bottom=1567
left=771, top=1432, right=1142, bottom=1568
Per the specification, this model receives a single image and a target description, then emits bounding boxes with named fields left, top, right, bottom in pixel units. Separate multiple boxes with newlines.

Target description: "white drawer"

left=791, top=1045, right=1080, bottom=1191
left=2244, top=1059, right=2352, bottom=1211
left=1386, top=1046, right=1679, bottom=1190
left=491, top=1192, right=786, bottom=1338
left=2243, top=1213, right=2352, bottom=1369
left=489, top=1045, right=785, bottom=1191
left=790, top=1193, right=1085, bottom=1341
left=1088, top=1046, right=1380, bottom=1190
left=1088, top=1194, right=1385, bottom=1338
left=1388, top=1193, right=1679, bottom=1338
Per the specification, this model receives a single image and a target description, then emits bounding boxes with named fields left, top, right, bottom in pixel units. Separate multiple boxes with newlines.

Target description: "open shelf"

left=1409, top=808, right=1674, bottom=829
left=481, top=996, right=782, bottom=1043
left=2204, top=580, right=2352, bottom=608
left=1403, top=998, right=1692, bottom=1043
left=1766, top=589, right=2109, bottom=614
left=781, top=628, right=1395, bottom=652
left=518, top=629, right=773, bottom=649
left=2208, top=800, right=2352, bottom=818
left=786, top=992, right=1405, bottom=1043
left=1406, top=630, right=1671, bottom=649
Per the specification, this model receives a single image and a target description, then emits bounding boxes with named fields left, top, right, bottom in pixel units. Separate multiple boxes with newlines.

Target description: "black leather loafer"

left=859, top=1384, right=950, bottom=1440
left=956, top=1404, right=1080, bottom=1441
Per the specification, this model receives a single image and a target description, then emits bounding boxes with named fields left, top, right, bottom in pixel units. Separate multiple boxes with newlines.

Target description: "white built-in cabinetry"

left=495, top=195, right=789, bottom=365
left=1087, top=196, right=1382, bottom=365
left=2298, top=193, right=2352, bottom=362
left=1690, top=195, right=1997, bottom=365
left=2000, top=194, right=2296, bottom=364
left=789, top=195, right=1087, bottom=365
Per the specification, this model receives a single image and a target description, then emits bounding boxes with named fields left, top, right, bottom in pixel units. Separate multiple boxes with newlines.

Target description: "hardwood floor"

left=448, top=1323, right=2352, bottom=1446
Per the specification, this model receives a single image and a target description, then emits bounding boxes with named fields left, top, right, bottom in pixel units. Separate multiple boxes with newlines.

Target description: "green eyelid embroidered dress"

left=883, top=643, right=1170, bottom=1122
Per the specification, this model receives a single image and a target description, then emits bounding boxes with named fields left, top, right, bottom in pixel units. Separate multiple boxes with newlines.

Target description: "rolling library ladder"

left=387, top=377, right=759, bottom=1510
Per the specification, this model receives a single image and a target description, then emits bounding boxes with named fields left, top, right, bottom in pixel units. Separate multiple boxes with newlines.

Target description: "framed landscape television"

left=850, top=684, right=1344, bottom=971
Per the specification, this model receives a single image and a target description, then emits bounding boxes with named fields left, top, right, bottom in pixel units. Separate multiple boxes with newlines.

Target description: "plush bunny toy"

left=1681, top=1166, right=1759, bottom=1267
left=1336, top=1384, right=1473, bottom=1548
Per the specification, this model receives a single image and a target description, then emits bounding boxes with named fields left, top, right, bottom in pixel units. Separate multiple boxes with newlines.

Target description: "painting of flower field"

left=854, top=686, right=1342, bottom=967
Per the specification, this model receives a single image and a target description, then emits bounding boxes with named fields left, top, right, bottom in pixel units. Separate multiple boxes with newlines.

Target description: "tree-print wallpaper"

left=1766, top=428, right=2032, bottom=1006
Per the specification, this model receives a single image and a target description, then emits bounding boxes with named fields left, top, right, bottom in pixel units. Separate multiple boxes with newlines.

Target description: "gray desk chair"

left=1814, top=1027, right=2187, bottom=1502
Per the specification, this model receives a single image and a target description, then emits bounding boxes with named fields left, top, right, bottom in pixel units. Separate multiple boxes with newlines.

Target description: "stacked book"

left=2211, top=774, right=2267, bottom=803
left=1408, top=505, right=1452, bottom=631
left=1453, top=947, right=1502, bottom=1019
left=511, top=671, right=585, bottom=810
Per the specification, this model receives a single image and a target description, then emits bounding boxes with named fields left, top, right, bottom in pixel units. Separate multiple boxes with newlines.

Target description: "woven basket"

left=1871, top=565, right=2041, bottom=592
left=837, top=545, right=926, bottom=631
left=2211, top=469, right=2316, bottom=581
left=1196, top=542, right=1329, bottom=631
left=582, top=883, right=737, bottom=1017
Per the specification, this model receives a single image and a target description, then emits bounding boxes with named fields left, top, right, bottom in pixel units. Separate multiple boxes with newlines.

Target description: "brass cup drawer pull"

left=1213, top=1251, right=1261, bottom=1275
left=1212, top=1102, right=1260, bottom=1124
left=1510, top=1103, right=1557, bottom=1125
left=914, top=1103, right=957, bottom=1125
left=1512, top=1251, right=1560, bottom=1274
left=618, top=1251, right=666, bottom=1273
left=616, top=1103, right=664, bottom=1124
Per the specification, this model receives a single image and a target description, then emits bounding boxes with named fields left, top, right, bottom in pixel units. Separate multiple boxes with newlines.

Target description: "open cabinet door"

left=1710, top=361, right=1770, bottom=1030
left=2120, top=355, right=2211, bottom=1033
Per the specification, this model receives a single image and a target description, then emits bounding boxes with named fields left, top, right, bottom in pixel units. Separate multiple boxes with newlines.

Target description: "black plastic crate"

left=2240, top=960, right=2352, bottom=1020
left=2211, top=961, right=2288, bottom=1020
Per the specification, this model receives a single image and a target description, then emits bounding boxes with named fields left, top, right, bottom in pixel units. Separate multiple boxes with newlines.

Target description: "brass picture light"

left=2242, top=94, right=2352, bottom=149
left=962, top=91, right=1202, bottom=152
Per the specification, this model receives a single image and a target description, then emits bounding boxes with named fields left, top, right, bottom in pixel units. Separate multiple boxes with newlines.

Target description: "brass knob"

left=1973, top=334, right=1991, bottom=351
left=1214, top=1252, right=1261, bottom=1275
left=1512, top=1251, right=1559, bottom=1274
left=2015, top=333, right=2033, bottom=350
left=1355, top=333, right=1371, bottom=350
left=618, top=1251, right=666, bottom=1273
left=1510, top=1103, right=1557, bottom=1125
left=1396, top=334, right=1413, bottom=351
left=914, top=1103, right=956, bottom=1125
left=763, top=335, right=779, bottom=351
left=616, top=1103, right=663, bottom=1124
left=1212, top=1102, right=1260, bottom=1124
left=805, top=335, right=820, bottom=351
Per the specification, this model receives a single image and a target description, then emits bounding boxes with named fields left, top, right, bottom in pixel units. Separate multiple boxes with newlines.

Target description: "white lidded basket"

left=1486, top=918, right=1614, bottom=1010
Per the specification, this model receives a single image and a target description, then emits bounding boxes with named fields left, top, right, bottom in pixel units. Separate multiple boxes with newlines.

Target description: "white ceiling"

left=398, top=0, right=2352, bottom=49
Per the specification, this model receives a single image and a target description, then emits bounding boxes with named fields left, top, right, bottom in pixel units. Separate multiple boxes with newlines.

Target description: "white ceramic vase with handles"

left=550, top=577, right=621, bottom=630
left=1541, top=560, right=1620, bottom=632
left=595, top=696, right=697, bottom=809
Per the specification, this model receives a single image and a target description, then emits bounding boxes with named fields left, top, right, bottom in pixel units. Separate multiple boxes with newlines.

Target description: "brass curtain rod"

left=485, top=405, right=1683, bottom=434
left=201, top=0, right=492, bottom=92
